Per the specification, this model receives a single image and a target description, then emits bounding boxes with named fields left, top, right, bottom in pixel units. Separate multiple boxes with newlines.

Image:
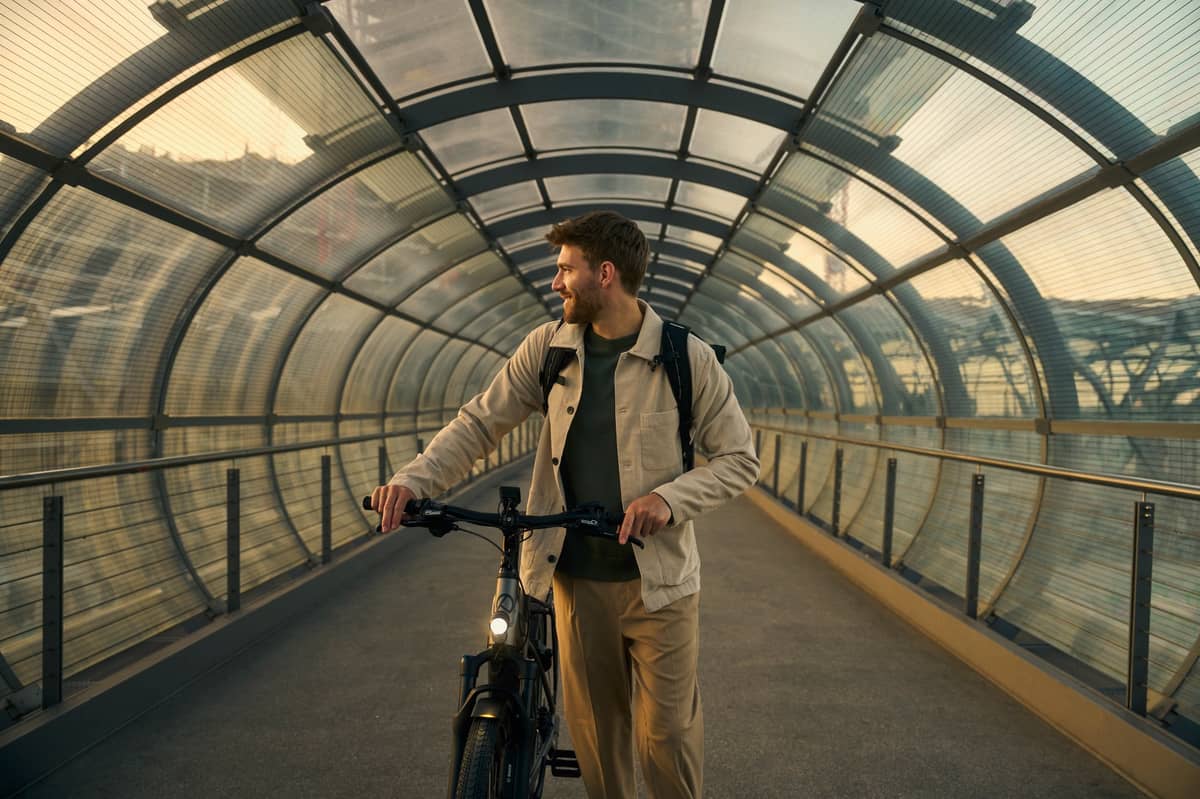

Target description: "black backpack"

left=537, top=320, right=725, bottom=472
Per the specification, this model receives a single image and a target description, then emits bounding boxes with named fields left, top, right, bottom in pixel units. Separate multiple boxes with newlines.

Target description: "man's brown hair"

left=545, top=210, right=649, bottom=295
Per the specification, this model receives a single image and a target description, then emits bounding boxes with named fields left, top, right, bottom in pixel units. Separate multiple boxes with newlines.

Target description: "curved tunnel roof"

left=1, top=0, right=1200, bottom=748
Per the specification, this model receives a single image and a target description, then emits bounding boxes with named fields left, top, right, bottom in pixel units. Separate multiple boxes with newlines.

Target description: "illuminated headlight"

left=490, top=615, right=509, bottom=637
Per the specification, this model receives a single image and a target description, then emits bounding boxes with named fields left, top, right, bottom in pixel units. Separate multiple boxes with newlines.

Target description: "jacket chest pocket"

left=640, top=409, right=682, bottom=472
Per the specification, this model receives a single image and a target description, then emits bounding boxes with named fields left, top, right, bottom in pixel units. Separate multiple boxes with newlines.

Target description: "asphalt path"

left=21, top=463, right=1140, bottom=798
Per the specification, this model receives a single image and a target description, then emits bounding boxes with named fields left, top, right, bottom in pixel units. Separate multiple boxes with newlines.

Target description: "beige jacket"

left=390, top=300, right=760, bottom=612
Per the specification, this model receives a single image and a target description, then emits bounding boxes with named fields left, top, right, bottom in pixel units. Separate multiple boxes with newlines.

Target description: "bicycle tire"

left=454, top=716, right=508, bottom=799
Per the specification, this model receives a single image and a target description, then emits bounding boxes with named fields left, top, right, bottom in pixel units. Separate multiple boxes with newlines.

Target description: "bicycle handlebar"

left=361, top=495, right=644, bottom=548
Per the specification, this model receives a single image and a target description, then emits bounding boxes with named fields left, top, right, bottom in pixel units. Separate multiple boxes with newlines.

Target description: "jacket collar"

left=548, top=298, right=663, bottom=363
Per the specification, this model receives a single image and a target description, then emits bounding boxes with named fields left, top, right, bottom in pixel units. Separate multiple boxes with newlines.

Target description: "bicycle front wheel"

left=454, top=716, right=510, bottom=799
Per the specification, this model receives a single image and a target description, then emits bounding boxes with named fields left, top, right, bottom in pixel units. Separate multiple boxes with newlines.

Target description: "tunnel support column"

left=1127, top=501, right=1155, bottom=716
left=965, top=473, right=985, bottom=620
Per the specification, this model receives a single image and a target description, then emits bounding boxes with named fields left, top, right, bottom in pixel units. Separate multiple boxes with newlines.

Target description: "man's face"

left=551, top=244, right=604, bottom=324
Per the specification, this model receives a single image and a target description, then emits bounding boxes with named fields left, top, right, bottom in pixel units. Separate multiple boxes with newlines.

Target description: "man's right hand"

left=372, top=483, right=417, bottom=533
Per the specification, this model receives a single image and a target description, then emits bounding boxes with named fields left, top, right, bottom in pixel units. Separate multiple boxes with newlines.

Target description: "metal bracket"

left=52, top=159, right=87, bottom=187
left=152, top=414, right=172, bottom=432
left=1099, top=161, right=1137, bottom=188
left=399, top=133, right=422, bottom=152
left=301, top=2, right=335, bottom=37
left=851, top=4, right=884, bottom=38
left=236, top=240, right=256, bottom=258
left=693, top=65, right=714, bottom=82
left=494, top=63, right=512, bottom=81
left=1034, top=418, right=1051, bottom=436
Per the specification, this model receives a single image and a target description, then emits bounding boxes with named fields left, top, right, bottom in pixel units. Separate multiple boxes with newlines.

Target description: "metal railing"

left=750, top=421, right=1200, bottom=720
left=2, top=417, right=542, bottom=720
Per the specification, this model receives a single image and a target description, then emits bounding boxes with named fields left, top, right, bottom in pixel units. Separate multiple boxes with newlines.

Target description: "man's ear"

left=599, top=260, right=617, bottom=288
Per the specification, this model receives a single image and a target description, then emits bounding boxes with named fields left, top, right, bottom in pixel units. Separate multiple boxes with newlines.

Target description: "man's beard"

left=562, top=283, right=602, bottom=324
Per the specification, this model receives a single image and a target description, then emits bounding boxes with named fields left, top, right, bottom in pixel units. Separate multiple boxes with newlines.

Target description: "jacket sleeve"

left=650, top=335, right=760, bottom=526
left=387, top=323, right=552, bottom=499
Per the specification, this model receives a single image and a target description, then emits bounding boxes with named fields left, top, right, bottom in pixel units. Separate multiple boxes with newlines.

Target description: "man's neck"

left=589, top=296, right=643, bottom=340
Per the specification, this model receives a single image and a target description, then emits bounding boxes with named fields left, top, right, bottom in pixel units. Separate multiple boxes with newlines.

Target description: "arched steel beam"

left=395, top=71, right=802, bottom=135
left=488, top=204, right=731, bottom=242
left=457, top=154, right=759, bottom=200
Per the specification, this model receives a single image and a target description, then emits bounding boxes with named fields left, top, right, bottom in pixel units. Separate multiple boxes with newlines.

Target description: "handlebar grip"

left=360, top=495, right=424, bottom=515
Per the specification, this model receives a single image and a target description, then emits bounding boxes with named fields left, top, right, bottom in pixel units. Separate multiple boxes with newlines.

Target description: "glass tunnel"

left=1, top=0, right=1199, bottom=760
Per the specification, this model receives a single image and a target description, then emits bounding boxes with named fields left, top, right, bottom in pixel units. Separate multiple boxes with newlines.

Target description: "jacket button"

left=552, top=457, right=559, bottom=466
left=566, top=406, right=574, bottom=414
left=547, top=555, right=557, bottom=564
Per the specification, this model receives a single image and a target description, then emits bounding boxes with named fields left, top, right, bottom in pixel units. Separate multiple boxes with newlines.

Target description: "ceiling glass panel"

left=435, top=277, right=526, bottom=333
left=498, top=227, right=545, bottom=251
left=977, top=188, right=1198, bottom=421
left=0, top=186, right=227, bottom=417
left=443, top=345, right=490, bottom=408
left=665, top=226, right=722, bottom=252
left=343, top=214, right=487, bottom=305
left=421, top=109, right=524, bottom=174
left=388, top=328, right=449, bottom=412
left=764, top=152, right=945, bottom=270
left=419, top=339, right=471, bottom=410
left=470, top=181, right=544, bottom=220
left=678, top=300, right=749, bottom=349
left=327, top=0, right=490, bottom=99
left=1, top=0, right=297, bottom=155
left=276, top=294, right=383, bottom=414
left=1137, top=149, right=1200, bottom=267
left=461, top=292, right=544, bottom=344
left=737, top=213, right=870, bottom=298
left=696, top=276, right=790, bottom=334
left=673, top=181, right=747, bottom=220
left=776, top=330, right=836, bottom=410
left=711, top=0, right=860, bottom=99
left=689, top=109, right=786, bottom=172
left=341, top=316, right=421, bottom=413
left=905, top=261, right=1039, bottom=418
left=544, top=174, right=670, bottom=204
left=687, top=290, right=765, bottom=347
left=809, top=33, right=1097, bottom=234
left=259, top=152, right=453, bottom=279
left=0, top=160, right=49, bottom=243
left=523, top=99, right=686, bottom=151
left=803, top=317, right=879, bottom=414
left=90, top=34, right=398, bottom=236
left=166, top=257, right=323, bottom=415
left=711, top=251, right=820, bottom=324
left=399, top=252, right=511, bottom=321
left=486, top=0, right=705, bottom=68
left=839, top=295, right=939, bottom=417
left=890, top=0, right=1200, bottom=159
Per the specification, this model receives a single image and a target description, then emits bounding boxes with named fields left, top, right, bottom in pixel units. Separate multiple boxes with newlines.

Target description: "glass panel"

left=743, top=340, right=807, bottom=408
left=0, top=159, right=48, bottom=242
left=711, top=251, right=819, bottom=324
left=421, top=109, right=524, bottom=174
left=1, top=0, right=296, bottom=155
left=274, top=421, right=364, bottom=550
left=275, top=295, right=383, bottom=414
left=419, top=339, right=471, bottom=411
left=388, top=329, right=450, bottom=414
left=695, top=277, right=790, bottom=334
left=689, top=109, right=785, bottom=172
left=166, top=258, right=323, bottom=415
left=487, top=0, right=705, bottom=68
left=444, top=349, right=499, bottom=408
left=344, top=215, right=488, bottom=305
left=523, top=99, right=686, bottom=151
left=775, top=330, right=836, bottom=411
left=803, top=318, right=877, bottom=413
left=341, top=317, right=422, bottom=413
left=340, top=417, right=387, bottom=526
left=498, top=227, right=546, bottom=251
left=978, top=188, right=1199, bottom=421
left=327, top=0, right=490, bottom=99
left=682, top=293, right=756, bottom=348
left=1137, top=149, right=1200, bottom=266
left=890, top=0, right=1200, bottom=159
left=737, top=213, right=870, bottom=298
left=712, top=0, right=860, bottom=99
left=0, top=187, right=227, bottom=417
left=764, top=152, right=945, bottom=271
left=665, top=225, right=722, bottom=252
left=435, top=277, right=526, bottom=333
left=809, top=34, right=1097, bottom=234
left=906, top=260, right=1040, bottom=418
left=470, top=181, right=543, bottom=220
left=259, top=152, right=453, bottom=279
left=477, top=302, right=547, bottom=349
left=91, top=34, right=397, bottom=236
left=399, top=251, right=510, bottom=322
left=544, top=174, right=670, bottom=203
left=839, top=295, right=939, bottom=417
left=673, top=181, right=746, bottom=220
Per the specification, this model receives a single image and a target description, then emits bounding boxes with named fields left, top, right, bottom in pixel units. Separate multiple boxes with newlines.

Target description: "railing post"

left=755, top=429, right=763, bottom=483
left=883, top=457, right=897, bottom=567
left=966, top=472, right=985, bottom=619
left=378, top=443, right=388, bottom=489
left=797, top=440, right=808, bottom=513
left=417, top=437, right=424, bottom=454
left=832, top=447, right=843, bottom=535
left=1127, top=500, right=1155, bottom=716
left=42, top=495, right=64, bottom=710
left=772, top=434, right=781, bottom=496
left=226, top=468, right=241, bottom=613
left=321, top=455, right=332, bottom=565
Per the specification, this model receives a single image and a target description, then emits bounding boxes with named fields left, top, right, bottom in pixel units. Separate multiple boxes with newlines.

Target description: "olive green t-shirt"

left=556, top=326, right=641, bottom=581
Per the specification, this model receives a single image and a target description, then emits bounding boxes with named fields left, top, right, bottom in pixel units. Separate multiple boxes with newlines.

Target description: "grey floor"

left=21, top=465, right=1141, bottom=798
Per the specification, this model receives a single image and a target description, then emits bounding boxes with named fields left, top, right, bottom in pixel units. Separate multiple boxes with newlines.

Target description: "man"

left=372, top=210, right=759, bottom=798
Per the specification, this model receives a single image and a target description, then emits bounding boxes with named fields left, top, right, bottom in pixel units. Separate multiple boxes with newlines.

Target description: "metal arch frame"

left=488, top=203, right=731, bottom=242
left=458, top=295, right=549, bottom=349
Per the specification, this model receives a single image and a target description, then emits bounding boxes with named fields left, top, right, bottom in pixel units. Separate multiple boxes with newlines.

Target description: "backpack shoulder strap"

left=538, top=319, right=573, bottom=415
left=657, top=320, right=695, bottom=471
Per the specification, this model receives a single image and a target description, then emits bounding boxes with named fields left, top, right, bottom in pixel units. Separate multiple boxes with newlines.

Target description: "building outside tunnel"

left=1, top=0, right=1199, bottom=794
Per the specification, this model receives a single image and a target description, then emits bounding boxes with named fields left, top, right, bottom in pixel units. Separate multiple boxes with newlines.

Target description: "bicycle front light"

left=490, top=613, right=510, bottom=637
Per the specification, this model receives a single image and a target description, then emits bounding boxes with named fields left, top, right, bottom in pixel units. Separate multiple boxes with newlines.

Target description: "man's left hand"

left=619, top=493, right=672, bottom=545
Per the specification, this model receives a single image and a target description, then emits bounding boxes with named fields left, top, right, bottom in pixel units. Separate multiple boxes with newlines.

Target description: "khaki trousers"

left=552, top=573, right=703, bottom=799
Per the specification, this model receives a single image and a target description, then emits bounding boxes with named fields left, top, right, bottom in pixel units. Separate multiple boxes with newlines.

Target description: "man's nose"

left=551, top=272, right=563, bottom=291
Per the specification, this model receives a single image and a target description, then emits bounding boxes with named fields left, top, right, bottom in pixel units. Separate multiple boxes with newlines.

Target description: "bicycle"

left=363, top=485, right=642, bottom=799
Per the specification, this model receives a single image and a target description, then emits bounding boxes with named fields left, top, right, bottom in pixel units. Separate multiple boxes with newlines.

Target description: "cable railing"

left=748, top=419, right=1200, bottom=731
left=0, top=416, right=543, bottom=724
